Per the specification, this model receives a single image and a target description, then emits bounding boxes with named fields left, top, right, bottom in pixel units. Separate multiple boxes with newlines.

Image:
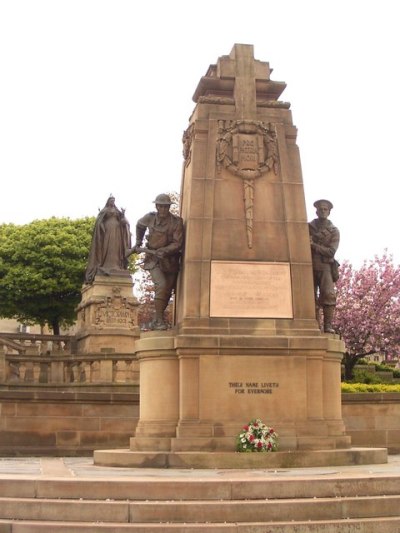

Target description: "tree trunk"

left=343, top=356, right=355, bottom=381
left=343, top=351, right=375, bottom=381
left=51, top=319, right=60, bottom=335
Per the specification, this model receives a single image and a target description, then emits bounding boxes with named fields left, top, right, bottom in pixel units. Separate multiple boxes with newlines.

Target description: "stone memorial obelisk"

left=96, top=45, right=387, bottom=467
left=131, top=44, right=349, bottom=453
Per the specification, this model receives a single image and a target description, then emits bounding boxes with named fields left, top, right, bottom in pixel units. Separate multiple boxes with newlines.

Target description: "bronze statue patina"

left=309, top=199, right=340, bottom=333
left=85, top=195, right=131, bottom=284
left=126, top=194, right=184, bottom=330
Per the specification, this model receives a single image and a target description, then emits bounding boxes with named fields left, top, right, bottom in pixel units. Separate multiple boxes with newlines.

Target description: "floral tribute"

left=236, top=418, right=278, bottom=452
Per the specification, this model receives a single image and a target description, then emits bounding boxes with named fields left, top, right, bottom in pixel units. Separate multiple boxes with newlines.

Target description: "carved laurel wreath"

left=216, top=120, right=279, bottom=179
left=182, top=124, right=195, bottom=168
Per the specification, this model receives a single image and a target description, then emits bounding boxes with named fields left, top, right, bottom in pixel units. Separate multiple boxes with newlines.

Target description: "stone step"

left=1, top=475, right=400, bottom=500
left=1, top=517, right=400, bottom=532
left=0, top=465, right=400, bottom=532
left=1, top=494, right=400, bottom=523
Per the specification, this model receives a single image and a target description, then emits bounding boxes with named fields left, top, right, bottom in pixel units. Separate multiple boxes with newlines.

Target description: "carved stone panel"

left=94, top=287, right=137, bottom=330
left=216, top=120, right=279, bottom=248
left=216, top=120, right=279, bottom=179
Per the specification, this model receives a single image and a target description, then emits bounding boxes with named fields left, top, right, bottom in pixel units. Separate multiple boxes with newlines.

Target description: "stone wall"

left=0, top=388, right=139, bottom=456
left=0, top=390, right=398, bottom=456
left=342, top=393, right=400, bottom=453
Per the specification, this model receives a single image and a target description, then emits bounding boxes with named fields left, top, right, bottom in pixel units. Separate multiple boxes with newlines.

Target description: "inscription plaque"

left=233, top=133, right=262, bottom=171
left=210, top=261, right=293, bottom=318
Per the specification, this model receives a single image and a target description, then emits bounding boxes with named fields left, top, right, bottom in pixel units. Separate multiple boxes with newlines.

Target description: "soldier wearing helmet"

left=127, top=193, right=184, bottom=330
left=309, top=199, right=340, bottom=333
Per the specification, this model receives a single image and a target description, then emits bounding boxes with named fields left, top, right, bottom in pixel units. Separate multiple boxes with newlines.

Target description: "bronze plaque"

left=210, top=261, right=293, bottom=318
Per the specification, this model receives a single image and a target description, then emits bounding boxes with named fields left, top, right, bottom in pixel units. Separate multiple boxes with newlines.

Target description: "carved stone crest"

left=216, top=120, right=279, bottom=248
left=216, top=120, right=279, bottom=179
left=93, top=286, right=137, bottom=330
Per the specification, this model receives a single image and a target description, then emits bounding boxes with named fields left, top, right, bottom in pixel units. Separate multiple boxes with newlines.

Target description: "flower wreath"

left=236, top=418, right=278, bottom=452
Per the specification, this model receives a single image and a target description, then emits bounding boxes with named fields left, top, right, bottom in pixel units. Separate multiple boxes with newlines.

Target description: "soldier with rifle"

left=126, top=194, right=184, bottom=330
left=309, top=199, right=340, bottom=333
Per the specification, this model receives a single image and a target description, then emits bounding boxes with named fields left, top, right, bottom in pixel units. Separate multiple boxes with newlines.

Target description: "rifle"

left=125, top=246, right=158, bottom=259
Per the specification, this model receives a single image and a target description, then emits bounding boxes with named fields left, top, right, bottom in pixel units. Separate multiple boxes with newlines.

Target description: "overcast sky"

left=1, top=0, right=399, bottom=266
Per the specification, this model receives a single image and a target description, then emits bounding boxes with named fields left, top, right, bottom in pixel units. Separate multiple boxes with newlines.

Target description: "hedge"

left=341, top=383, right=400, bottom=393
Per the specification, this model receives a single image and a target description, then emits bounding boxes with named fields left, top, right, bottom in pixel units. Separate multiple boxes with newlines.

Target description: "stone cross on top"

left=192, top=44, right=286, bottom=119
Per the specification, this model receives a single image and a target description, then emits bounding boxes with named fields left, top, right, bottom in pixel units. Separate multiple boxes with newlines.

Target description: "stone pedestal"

left=130, top=330, right=350, bottom=453
left=75, top=274, right=140, bottom=354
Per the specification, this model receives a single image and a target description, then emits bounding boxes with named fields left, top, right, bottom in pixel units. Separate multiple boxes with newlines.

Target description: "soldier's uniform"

left=135, top=195, right=184, bottom=330
left=309, top=200, right=340, bottom=333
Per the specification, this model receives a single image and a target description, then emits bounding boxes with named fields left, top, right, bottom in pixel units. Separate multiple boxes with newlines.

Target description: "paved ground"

left=0, top=455, right=399, bottom=480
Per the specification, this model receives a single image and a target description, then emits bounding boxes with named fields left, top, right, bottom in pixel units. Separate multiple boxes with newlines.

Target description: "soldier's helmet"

left=313, top=199, right=333, bottom=210
left=153, top=193, right=172, bottom=205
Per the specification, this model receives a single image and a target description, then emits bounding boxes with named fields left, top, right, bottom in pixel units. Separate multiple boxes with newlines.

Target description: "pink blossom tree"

left=333, top=252, right=400, bottom=380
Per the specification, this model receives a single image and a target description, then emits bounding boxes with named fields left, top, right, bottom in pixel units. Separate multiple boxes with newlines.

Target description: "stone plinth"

left=76, top=274, right=140, bottom=354
left=129, top=330, right=350, bottom=453
left=94, top=447, right=387, bottom=469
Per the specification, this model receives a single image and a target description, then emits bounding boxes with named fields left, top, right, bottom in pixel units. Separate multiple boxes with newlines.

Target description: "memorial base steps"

left=0, top=470, right=400, bottom=531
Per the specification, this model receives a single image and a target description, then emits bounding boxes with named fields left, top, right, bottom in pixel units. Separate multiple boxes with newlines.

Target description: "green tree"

left=0, top=217, right=95, bottom=334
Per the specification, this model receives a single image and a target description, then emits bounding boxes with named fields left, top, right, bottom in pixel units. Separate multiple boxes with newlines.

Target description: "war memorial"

left=1, top=45, right=400, bottom=531
left=90, top=43, right=382, bottom=468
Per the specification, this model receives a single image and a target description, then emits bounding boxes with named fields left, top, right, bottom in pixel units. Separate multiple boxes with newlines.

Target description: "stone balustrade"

left=2, top=354, right=138, bottom=385
left=0, top=332, right=76, bottom=355
left=0, top=333, right=138, bottom=385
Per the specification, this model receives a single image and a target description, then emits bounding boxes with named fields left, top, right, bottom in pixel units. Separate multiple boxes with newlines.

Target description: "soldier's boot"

left=323, top=305, right=335, bottom=333
left=152, top=298, right=168, bottom=330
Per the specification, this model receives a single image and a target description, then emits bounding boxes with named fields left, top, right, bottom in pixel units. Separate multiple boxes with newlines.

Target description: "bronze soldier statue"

left=127, top=194, right=184, bottom=330
left=309, top=199, right=340, bottom=333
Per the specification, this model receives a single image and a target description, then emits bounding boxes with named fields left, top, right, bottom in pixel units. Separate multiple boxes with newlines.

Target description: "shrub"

left=342, top=383, right=400, bottom=393
left=352, top=369, right=382, bottom=384
left=371, top=362, right=393, bottom=372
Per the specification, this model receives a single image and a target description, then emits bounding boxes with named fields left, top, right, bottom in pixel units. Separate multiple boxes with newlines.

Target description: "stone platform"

left=0, top=455, right=400, bottom=531
left=94, top=447, right=387, bottom=469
